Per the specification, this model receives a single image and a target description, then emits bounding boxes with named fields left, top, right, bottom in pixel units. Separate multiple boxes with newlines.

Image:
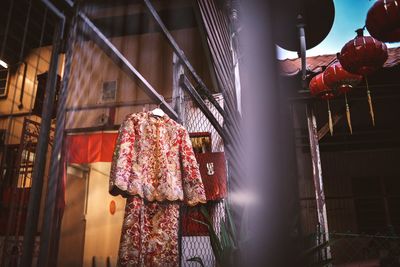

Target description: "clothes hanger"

left=151, top=101, right=165, bottom=117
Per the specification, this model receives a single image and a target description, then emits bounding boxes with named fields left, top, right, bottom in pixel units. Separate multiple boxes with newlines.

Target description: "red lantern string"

left=365, top=77, right=375, bottom=126
left=344, top=92, right=352, bottom=134
left=327, top=97, right=333, bottom=136
left=324, top=62, right=362, bottom=134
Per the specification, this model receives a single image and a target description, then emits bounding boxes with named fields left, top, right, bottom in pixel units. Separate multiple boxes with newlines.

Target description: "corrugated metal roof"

left=279, top=47, right=400, bottom=76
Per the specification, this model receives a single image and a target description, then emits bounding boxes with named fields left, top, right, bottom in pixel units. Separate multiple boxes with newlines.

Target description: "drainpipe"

left=17, top=62, right=27, bottom=109
left=297, top=14, right=307, bottom=89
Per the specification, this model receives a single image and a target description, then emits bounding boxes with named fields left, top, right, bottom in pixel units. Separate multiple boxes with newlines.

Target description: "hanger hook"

left=158, top=95, right=165, bottom=108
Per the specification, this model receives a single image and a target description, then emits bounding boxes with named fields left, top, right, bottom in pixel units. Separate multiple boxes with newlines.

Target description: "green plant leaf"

left=191, top=203, right=239, bottom=267
left=220, top=219, right=232, bottom=248
left=200, top=206, right=213, bottom=225
left=191, top=217, right=223, bottom=262
left=225, top=201, right=238, bottom=245
left=191, top=218, right=209, bottom=227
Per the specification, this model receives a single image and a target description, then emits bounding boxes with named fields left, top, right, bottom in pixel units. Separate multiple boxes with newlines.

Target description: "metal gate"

left=0, top=118, right=53, bottom=266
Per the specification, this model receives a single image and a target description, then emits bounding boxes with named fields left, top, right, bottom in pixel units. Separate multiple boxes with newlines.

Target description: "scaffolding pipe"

left=180, top=75, right=226, bottom=141
left=20, top=18, right=64, bottom=267
left=78, top=12, right=179, bottom=121
left=297, top=18, right=307, bottom=88
left=142, top=0, right=228, bottom=121
left=37, top=6, right=77, bottom=266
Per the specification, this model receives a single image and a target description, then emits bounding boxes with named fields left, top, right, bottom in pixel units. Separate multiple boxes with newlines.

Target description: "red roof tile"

left=279, top=47, right=400, bottom=76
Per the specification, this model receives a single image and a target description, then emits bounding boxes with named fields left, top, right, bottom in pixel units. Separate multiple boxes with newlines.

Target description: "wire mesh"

left=180, top=95, right=226, bottom=267
left=180, top=201, right=226, bottom=267
left=0, top=0, right=55, bottom=265
left=329, top=232, right=400, bottom=266
left=183, top=94, right=224, bottom=153
left=304, top=231, right=400, bottom=267
left=65, top=9, right=230, bottom=265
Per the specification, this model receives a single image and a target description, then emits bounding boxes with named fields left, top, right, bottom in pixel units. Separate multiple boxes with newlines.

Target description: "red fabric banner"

left=66, top=132, right=118, bottom=164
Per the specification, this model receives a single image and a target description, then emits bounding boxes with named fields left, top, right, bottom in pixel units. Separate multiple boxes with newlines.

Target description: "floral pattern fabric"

left=118, top=196, right=179, bottom=267
left=110, top=111, right=206, bottom=206
left=110, top=111, right=206, bottom=266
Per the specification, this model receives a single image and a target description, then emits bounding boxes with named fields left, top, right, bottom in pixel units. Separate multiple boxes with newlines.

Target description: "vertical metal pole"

left=239, top=1, right=300, bottom=265
left=297, top=17, right=307, bottom=88
left=142, top=0, right=228, bottom=122
left=306, top=103, right=330, bottom=258
left=38, top=6, right=77, bottom=265
left=172, top=52, right=185, bottom=267
left=20, top=20, right=64, bottom=267
left=0, top=0, right=15, bottom=188
left=172, top=53, right=185, bottom=124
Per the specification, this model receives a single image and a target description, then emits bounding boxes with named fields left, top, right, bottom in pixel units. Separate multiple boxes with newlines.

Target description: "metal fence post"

left=20, top=19, right=64, bottom=267
left=172, top=53, right=185, bottom=124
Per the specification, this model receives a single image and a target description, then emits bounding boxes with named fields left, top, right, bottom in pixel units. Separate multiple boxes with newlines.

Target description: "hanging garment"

left=110, top=111, right=206, bottom=206
left=118, top=196, right=179, bottom=267
left=110, top=111, right=206, bottom=267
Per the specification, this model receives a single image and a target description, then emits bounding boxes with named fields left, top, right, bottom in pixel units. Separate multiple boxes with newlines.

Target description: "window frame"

left=0, top=65, right=10, bottom=99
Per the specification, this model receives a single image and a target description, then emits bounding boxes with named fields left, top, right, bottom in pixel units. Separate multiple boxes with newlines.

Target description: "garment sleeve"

left=180, top=128, right=206, bottom=206
left=109, top=116, right=135, bottom=197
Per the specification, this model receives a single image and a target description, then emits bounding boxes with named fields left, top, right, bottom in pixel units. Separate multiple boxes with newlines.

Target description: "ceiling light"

left=0, top=60, right=8, bottom=69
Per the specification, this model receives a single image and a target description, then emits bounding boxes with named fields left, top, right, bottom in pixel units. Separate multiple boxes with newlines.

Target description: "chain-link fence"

left=330, top=232, right=400, bottom=266
left=184, top=94, right=224, bottom=153
left=304, top=230, right=400, bottom=267
left=179, top=95, right=226, bottom=267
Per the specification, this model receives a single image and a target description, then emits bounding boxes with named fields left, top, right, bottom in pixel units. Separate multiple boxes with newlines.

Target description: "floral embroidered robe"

left=110, top=111, right=206, bottom=266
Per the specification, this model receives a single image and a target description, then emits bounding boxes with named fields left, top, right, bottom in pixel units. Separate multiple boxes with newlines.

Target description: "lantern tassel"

left=365, top=76, right=375, bottom=126
left=345, top=93, right=353, bottom=134
left=327, top=99, right=333, bottom=136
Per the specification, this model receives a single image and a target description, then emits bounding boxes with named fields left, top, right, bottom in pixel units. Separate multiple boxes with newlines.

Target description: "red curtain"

left=66, top=132, right=118, bottom=164
left=57, top=133, right=117, bottom=226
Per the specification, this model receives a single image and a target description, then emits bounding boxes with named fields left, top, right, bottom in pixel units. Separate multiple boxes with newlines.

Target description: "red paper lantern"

left=309, top=72, right=335, bottom=135
left=339, top=29, right=388, bottom=126
left=309, top=72, right=334, bottom=100
left=324, top=62, right=363, bottom=94
left=324, top=62, right=363, bottom=134
left=366, top=0, right=400, bottom=43
left=338, top=29, right=388, bottom=76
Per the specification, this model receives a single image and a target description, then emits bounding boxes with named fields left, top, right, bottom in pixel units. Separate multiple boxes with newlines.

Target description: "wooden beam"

left=317, top=113, right=342, bottom=141
left=78, top=12, right=178, bottom=121
left=306, top=103, right=331, bottom=259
